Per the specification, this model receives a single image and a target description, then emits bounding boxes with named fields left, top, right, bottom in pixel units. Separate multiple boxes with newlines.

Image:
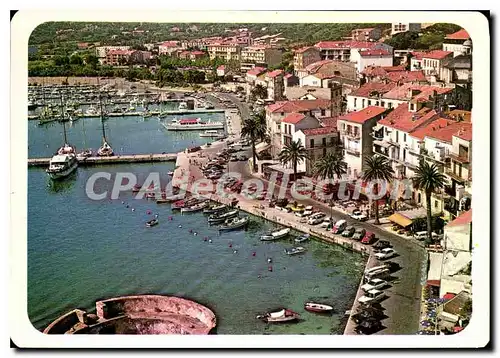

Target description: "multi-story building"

left=347, top=82, right=455, bottom=112
left=294, top=126, right=341, bottom=175
left=442, top=29, right=472, bottom=57
left=285, top=83, right=343, bottom=118
left=241, top=46, right=283, bottom=68
left=178, top=50, right=207, bottom=61
left=104, top=49, right=134, bottom=66
left=391, top=22, right=421, bottom=36
left=281, top=113, right=322, bottom=147
left=314, top=40, right=393, bottom=62
left=337, top=106, right=389, bottom=178
left=351, top=27, right=382, bottom=42
left=158, top=41, right=182, bottom=56
left=245, top=66, right=267, bottom=84
left=128, top=50, right=152, bottom=65
left=353, top=49, right=394, bottom=73
left=419, top=50, right=454, bottom=80
left=207, top=43, right=241, bottom=61
left=265, top=70, right=285, bottom=101
left=441, top=55, right=472, bottom=87
left=95, top=46, right=131, bottom=63
left=252, top=33, right=286, bottom=47
left=293, top=47, right=321, bottom=73
left=439, top=209, right=472, bottom=297
left=266, top=99, right=333, bottom=157
left=361, top=65, right=427, bottom=84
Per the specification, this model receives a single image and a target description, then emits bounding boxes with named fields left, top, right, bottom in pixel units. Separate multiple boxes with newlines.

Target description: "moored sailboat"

left=96, top=83, right=114, bottom=157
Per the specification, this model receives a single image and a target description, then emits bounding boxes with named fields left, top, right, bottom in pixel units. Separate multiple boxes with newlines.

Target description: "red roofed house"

left=337, top=106, right=389, bottom=178
left=420, top=50, right=454, bottom=80
left=245, top=66, right=267, bottom=84
left=355, top=49, right=393, bottom=73
left=293, top=47, right=321, bottom=72
left=351, top=27, right=382, bottom=42
left=346, top=82, right=397, bottom=111
left=440, top=208, right=472, bottom=297
left=158, top=41, right=181, bottom=56
left=443, top=29, right=472, bottom=57
left=314, top=40, right=393, bottom=62
left=265, top=70, right=285, bottom=101
left=265, top=99, right=333, bottom=157
left=104, top=49, right=134, bottom=66
left=216, top=65, right=226, bottom=77
left=281, top=113, right=321, bottom=147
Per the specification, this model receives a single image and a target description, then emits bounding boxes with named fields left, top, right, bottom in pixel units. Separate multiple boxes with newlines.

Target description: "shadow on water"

left=46, top=172, right=78, bottom=194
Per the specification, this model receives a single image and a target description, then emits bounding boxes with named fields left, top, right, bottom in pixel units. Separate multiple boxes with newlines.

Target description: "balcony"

left=345, top=148, right=361, bottom=157
left=448, top=153, right=470, bottom=164
left=371, top=132, right=384, bottom=141
left=445, top=168, right=467, bottom=183
left=340, top=130, right=360, bottom=140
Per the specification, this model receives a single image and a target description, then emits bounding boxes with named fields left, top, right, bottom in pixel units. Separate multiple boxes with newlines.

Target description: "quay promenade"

left=28, top=153, right=177, bottom=167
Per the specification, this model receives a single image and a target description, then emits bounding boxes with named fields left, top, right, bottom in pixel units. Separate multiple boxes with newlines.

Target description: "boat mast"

left=97, top=78, right=106, bottom=141
left=59, top=93, right=68, bottom=144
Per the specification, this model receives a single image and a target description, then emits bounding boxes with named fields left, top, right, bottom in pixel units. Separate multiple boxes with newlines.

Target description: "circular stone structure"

left=43, top=295, right=216, bottom=335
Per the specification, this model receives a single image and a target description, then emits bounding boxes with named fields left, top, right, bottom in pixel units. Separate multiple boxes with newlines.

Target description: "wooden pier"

left=28, top=153, right=178, bottom=167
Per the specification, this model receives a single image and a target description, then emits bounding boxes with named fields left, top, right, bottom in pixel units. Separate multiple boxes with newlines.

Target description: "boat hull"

left=46, top=160, right=78, bottom=180
left=166, top=123, right=225, bottom=131
left=304, top=303, right=334, bottom=313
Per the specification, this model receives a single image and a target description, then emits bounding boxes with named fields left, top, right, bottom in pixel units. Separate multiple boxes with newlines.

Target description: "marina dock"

left=28, top=153, right=177, bottom=167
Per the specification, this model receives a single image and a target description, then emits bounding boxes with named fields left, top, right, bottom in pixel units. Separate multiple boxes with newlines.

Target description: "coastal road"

left=200, top=93, right=426, bottom=334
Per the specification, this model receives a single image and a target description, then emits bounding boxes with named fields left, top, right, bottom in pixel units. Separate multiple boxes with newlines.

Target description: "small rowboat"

left=295, top=234, right=310, bottom=243
left=256, top=309, right=300, bottom=323
left=285, top=246, right=307, bottom=255
left=218, top=216, right=249, bottom=232
left=146, top=219, right=158, bottom=227
left=181, top=201, right=209, bottom=213
left=304, top=302, right=334, bottom=313
left=260, top=228, right=291, bottom=241
left=203, top=204, right=227, bottom=214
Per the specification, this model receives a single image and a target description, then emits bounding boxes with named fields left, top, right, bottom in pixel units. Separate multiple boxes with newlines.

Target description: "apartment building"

left=207, top=43, right=241, bottom=61
left=241, top=46, right=283, bottom=67
left=337, top=106, right=389, bottom=178
left=361, top=65, right=428, bottom=84
left=391, top=22, right=421, bottom=36
left=104, top=49, right=134, bottom=66
left=95, top=46, right=131, bottom=63
left=351, top=27, right=382, bottom=42
left=442, top=29, right=472, bottom=57
left=293, top=47, right=321, bottom=73
left=158, top=41, right=182, bottom=56
left=353, top=49, right=394, bottom=73
left=294, top=126, right=341, bottom=175
left=285, top=83, right=343, bottom=118
left=314, top=40, right=393, bottom=62
left=265, top=70, right=285, bottom=102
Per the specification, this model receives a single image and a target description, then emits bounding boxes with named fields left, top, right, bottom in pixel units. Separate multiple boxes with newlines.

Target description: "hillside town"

left=27, top=22, right=473, bottom=336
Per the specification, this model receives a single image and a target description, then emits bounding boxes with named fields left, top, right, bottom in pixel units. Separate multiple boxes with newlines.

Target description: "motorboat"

left=57, top=143, right=76, bottom=156
left=97, top=140, right=114, bottom=156
left=199, top=130, right=226, bottom=138
left=208, top=209, right=239, bottom=224
left=145, top=219, right=159, bottom=227
left=46, top=153, right=78, bottom=180
left=218, top=216, right=249, bottom=232
left=163, top=117, right=224, bottom=131
left=295, top=234, right=310, bottom=243
left=256, top=309, right=300, bottom=323
left=260, top=228, right=291, bottom=241
left=203, top=204, right=227, bottom=214
left=285, top=246, right=307, bottom=255
left=304, top=302, right=334, bottom=313
left=178, top=102, right=188, bottom=110
left=162, top=194, right=185, bottom=202
left=172, top=197, right=202, bottom=211
left=76, top=149, right=93, bottom=159
left=181, top=201, right=209, bottom=213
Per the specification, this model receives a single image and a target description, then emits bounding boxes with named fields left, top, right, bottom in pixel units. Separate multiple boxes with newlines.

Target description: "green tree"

left=69, top=54, right=83, bottom=65
left=251, top=84, right=267, bottom=100
left=241, top=115, right=268, bottom=172
left=362, top=155, right=394, bottom=225
left=383, top=32, right=419, bottom=50
left=278, top=139, right=309, bottom=180
left=313, top=150, right=347, bottom=182
left=413, top=159, right=447, bottom=245
left=53, top=55, right=70, bottom=66
left=84, top=54, right=99, bottom=67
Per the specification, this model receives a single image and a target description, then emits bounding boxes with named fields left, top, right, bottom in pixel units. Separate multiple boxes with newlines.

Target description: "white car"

left=295, top=210, right=312, bottom=218
left=361, top=278, right=388, bottom=292
left=358, top=289, right=386, bottom=304
left=308, top=213, right=326, bottom=225
left=374, top=248, right=396, bottom=260
left=320, top=217, right=334, bottom=228
left=351, top=212, right=368, bottom=221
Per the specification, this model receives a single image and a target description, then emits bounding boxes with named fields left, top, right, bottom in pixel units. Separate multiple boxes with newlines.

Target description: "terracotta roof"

left=386, top=70, right=427, bottom=83
left=424, top=121, right=472, bottom=143
left=445, top=29, right=470, bottom=41
left=447, top=209, right=472, bottom=227
left=301, top=126, right=337, bottom=136
left=410, top=118, right=456, bottom=140
left=160, top=41, right=179, bottom=47
left=361, top=65, right=407, bottom=77
left=410, top=51, right=427, bottom=60
left=378, top=106, right=439, bottom=133
left=266, top=69, right=284, bottom=78
left=217, top=65, right=225, bottom=70
left=453, top=123, right=472, bottom=141
left=382, top=83, right=454, bottom=101
left=282, top=113, right=306, bottom=124
left=246, top=66, right=266, bottom=76
left=349, top=82, right=397, bottom=97
left=305, top=59, right=334, bottom=72
left=421, top=50, right=453, bottom=60
left=107, top=49, right=133, bottom=55
left=320, top=117, right=338, bottom=128
left=359, top=49, right=391, bottom=57
left=339, top=106, right=387, bottom=124
left=315, top=40, right=379, bottom=50
left=191, top=51, right=206, bottom=55
left=267, top=99, right=332, bottom=113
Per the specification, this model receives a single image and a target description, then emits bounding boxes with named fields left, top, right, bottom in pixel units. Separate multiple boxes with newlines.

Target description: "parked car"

left=373, top=240, right=392, bottom=251
left=383, top=261, right=401, bottom=273
left=361, top=232, right=376, bottom=244
left=332, top=219, right=347, bottom=234
left=358, top=289, right=386, bottom=305
left=414, top=231, right=442, bottom=241
left=374, top=248, right=397, bottom=260
left=238, top=154, right=248, bottom=161
left=361, top=278, right=388, bottom=292
left=307, top=212, right=325, bottom=225
left=342, top=226, right=355, bottom=237
left=351, top=210, right=368, bottom=221
left=364, top=268, right=390, bottom=282
left=352, top=228, right=366, bottom=240
left=320, top=217, right=334, bottom=228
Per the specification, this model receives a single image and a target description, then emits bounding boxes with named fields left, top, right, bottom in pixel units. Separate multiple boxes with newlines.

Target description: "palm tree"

left=251, top=84, right=267, bottom=100
left=413, top=159, right=447, bottom=244
left=241, top=115, right=267, bottom=172
left=278, top=139, right=309, bottom=181
left=362, top=155, right=394, bottom=225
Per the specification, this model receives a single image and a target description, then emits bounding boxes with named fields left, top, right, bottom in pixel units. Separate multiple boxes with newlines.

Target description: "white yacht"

left=163, top=118, right=224, bottom=131
left=199, top=130, right=226, bottom=138
left=46, top=153, right=78, bottom=180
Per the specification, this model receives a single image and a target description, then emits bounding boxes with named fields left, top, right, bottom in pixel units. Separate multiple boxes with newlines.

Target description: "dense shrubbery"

left=383, top=23, right=462, bottom=50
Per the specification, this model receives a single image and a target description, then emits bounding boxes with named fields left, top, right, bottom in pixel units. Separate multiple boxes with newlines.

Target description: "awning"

left=373, top=140, right=391, bottom=148
left=427, top=252, right=444, bottom=283
left=443, top=293, right=456, bottom=301
left=388, top=213, right=413, bottom=227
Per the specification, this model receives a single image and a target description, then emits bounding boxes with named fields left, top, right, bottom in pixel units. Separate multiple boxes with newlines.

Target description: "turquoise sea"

left=27, top=117, right=365, bottom=334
